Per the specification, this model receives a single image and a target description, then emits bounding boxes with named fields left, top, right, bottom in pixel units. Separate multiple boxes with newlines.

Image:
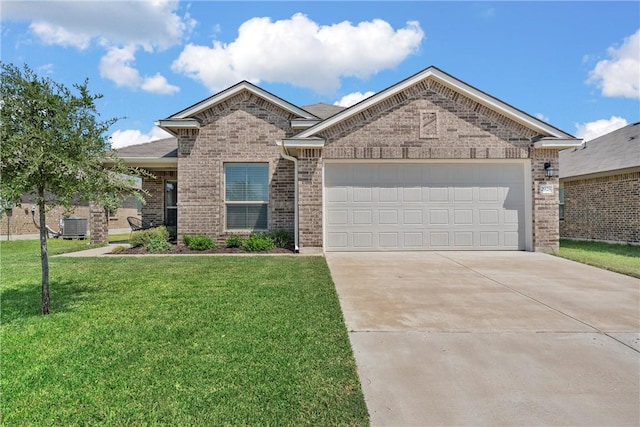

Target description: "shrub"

left=242, top=232, right=275, bottom=252
left=147, top=236, right=173, bottom=253
left=270, top=229, right=292, bottom=248
left=225, top=234, right=244, bottom=248
left=184, top=234, right=217, bottom=251
left=109, top=245, right=128, bottom=254
left=129, top=226, right=170, bottom=248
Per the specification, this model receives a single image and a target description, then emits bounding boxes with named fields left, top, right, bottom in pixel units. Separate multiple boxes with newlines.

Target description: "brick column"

left=532, top=149, right=560, bottom=253
left=297, top=148, right=323, bottom=252
left=89, top=203, right=108, bottom=245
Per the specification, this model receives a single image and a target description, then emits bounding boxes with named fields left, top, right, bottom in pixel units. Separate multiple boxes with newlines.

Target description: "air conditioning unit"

left=60, top=217, right=87, bottom=239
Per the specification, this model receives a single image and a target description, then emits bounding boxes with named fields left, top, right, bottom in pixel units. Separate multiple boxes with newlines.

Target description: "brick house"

left=559, top=122, right=640, bottom=244
left=107, top=66, right=582, bottom=253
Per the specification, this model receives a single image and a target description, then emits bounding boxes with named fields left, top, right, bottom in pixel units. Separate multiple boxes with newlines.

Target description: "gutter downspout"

left=277, top=140, right=299, bottom=253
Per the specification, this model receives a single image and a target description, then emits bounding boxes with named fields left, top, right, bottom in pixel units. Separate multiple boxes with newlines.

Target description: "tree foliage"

left=0, top=62, right=145, bottom=314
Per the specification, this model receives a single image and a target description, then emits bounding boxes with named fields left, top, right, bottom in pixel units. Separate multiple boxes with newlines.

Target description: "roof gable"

left=296, top=66, right=574, bottom=140
left=560, top=122, right=640, bottom=179
left=168, top=81, right=317, bottom=120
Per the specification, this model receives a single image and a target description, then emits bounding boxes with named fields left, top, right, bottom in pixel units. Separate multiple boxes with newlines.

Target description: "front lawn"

left=0, top=240, right=368, bottom=425
left=559, top=239, right=640, bottom=278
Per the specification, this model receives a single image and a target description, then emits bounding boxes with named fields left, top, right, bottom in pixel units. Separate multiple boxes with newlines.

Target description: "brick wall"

left=312, top=77, right=559, bottom=252
left=89, top=203, right=108, bottom=244
left=561, top=171, right=639, bottom=243
left=175, top=91, right=295, bottom=245
left=141, top=170, right=177, bottom=227
left=298, top=149, right=323, bottom=248
left=531, top=150, right=560, bottom=253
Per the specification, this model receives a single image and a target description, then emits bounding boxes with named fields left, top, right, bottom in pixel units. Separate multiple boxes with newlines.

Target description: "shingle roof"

left=113, top=137, right=177, bottom=158
left=560, top=122, right=640, bottom=179
left=301, top=103, right=346, bottom=119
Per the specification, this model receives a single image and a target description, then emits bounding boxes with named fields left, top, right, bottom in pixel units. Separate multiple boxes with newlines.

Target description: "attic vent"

left=419, top=110, right=438, bottom=139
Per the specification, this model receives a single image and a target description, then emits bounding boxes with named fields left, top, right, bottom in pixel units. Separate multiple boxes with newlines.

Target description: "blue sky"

left=2, top=1, right=639, bottom=147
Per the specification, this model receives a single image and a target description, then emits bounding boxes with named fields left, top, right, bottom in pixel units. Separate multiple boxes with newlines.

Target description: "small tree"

left=0, top=62, right=144, bottom=314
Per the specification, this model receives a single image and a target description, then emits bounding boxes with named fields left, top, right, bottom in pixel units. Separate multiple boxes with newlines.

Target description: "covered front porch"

left=93, top=137, right=178, bottom=243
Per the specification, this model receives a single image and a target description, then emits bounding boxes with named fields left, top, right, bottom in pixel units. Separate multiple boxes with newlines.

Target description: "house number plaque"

left=539, top=184, right=554, bottom=195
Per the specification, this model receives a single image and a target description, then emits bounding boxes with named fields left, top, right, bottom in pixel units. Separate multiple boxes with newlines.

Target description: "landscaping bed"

left=116, top=243, right=295, bottom=255
left=116, top=226, right=296, bottom=255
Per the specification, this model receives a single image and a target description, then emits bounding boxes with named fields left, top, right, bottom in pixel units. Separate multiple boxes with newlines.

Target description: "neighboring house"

left=559, top=122, right=640, bottom=244
left=0, top=194, right=139, bottom=240
left=104, top=66, right=582, bottom=253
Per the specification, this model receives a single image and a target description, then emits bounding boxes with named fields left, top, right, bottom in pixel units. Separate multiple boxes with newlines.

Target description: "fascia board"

left=155, top=119, right=200, bottom=136
left=111, top=157, right=178, bottom=169
left=297, top=67, right=574, bottom=139
left=534, top=138, right=584, bottom=150
left=156, top=119, right=200, bottom=128
left=277, top=138, right=326, bottom=148
left=292, top=119, right=321, bottom=128
left=172, top=82, right=316, bottom=120
left=560, top=166, right=640, bottom=182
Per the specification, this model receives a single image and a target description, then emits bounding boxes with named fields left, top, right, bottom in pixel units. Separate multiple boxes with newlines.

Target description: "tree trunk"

left=39, top=196, right=50, bottom=315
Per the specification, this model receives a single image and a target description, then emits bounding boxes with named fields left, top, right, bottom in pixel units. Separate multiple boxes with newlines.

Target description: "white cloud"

left=334, top=91, right=376, bottom=107
left=3, top=0, right=195, bottom=50
left=4, top=0, right=192, bottom=94
left=141, top=73, right=179, bottom=95
left=99, top=45, right=179, bottom=95
left=172, top=13, right=424, bottom=94
left=30, top=21, right=91, bottom=50
left=100, top=46, right=140, bottom=89
left=575, top=116, right=628, bottom=141
left=110, top=126, right=174, bottom=149
left=587, top=29, right=640, bottom=99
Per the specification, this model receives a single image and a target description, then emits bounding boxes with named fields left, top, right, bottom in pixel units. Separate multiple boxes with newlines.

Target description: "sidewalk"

left=56, top=244, right=128, bottom=257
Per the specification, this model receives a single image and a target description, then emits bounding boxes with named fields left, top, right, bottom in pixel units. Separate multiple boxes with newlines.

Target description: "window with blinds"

left=224, top=163, right=269, bottom=230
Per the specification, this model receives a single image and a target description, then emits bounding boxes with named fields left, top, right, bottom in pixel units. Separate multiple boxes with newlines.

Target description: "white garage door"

left=324, top=162, right=527, bottom=251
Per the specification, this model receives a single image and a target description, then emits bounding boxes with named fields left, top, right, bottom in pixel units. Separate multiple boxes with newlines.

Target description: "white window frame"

left=224, top=163, right=269, bottom=231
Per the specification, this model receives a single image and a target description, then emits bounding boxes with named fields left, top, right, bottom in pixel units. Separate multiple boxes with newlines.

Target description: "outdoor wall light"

left=543, top=162, right=555, bottom=177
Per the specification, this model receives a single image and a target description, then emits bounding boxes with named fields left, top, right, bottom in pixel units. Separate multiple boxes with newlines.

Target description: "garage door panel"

left=353, top=232, right=373, bottom=248
left=428, top=187, right=449, bottom=202
left=479, top=187, right=499, bottom=202
left=454, top=231, right=474, bottom=247
left=327, top=209, right=348, bottom=225
left=430, top=232, right=449, bottom=247
left=353, top=210, right=373, bottom=225
left=379, top=232, right=399, bottom=248
left=403, top=209, right=423, bottom=225
left=403, top=187, right=422, bottom=202
left=325, top=163, right=526, bottom=251
left=429, top=209, right=449, bottom=225
left=480, top=231, right=500, bottom=247
left=327, top=232, right=348, bottom=248
left=376, top=188, right=395, bottom=202
left=353, top=187, right=372, bottom=202
left=479, top=209, right=499, bottom=224
left=453, top=209, right=473, bottom=225
left=378, top=210, right=398, bottom=225
left=404, top=232, right=424, bottom=247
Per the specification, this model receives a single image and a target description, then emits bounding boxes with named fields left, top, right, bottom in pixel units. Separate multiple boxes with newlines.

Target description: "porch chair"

left=127, top=216, right=158, bottom=239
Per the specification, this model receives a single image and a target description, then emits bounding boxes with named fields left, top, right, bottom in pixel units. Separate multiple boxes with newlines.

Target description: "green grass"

left=559, top=239, right=640, bottom=278
left=0, top=239, right=368, bottom=426
left=108, top=233, right=131, bottom=243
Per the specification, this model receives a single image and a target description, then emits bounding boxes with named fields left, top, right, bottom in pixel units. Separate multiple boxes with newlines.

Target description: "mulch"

left=113, top=244, right=295, bottom=255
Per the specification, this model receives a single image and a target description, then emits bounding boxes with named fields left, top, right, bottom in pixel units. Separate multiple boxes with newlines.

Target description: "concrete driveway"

left=326, top=251, right=640, bottom=426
